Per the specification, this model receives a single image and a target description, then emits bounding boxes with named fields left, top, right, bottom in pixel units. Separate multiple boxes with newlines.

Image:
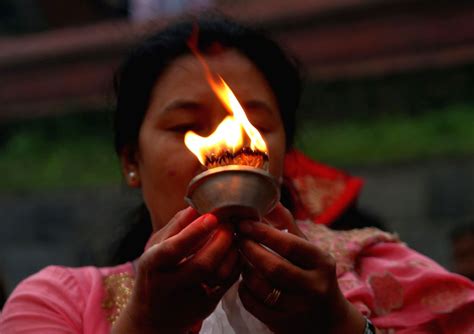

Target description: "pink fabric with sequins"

left=1, top=223, right=474, bottom=333
left=0, top=263, right=133, bottom=333
left=298, top=221, right=474, bottom=333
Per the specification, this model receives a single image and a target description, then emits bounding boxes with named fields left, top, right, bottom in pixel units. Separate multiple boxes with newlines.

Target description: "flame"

left=184, top=114, right=243, bottom=165
left=184, top=53, right=268, bottom=166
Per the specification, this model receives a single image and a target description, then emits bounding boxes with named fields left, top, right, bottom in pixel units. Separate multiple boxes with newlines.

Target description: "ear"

left=120, top=145, right=141, bottom=188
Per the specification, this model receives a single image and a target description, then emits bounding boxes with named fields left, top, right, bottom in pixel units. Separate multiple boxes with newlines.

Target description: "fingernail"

left=238, top=221, right=253, bottom=234
left=201, top=214, right=218, bottom=229
left=186, top=206, right=199, bottom=215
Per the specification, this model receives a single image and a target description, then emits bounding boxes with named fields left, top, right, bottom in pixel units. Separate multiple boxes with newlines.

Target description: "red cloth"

left=284, top=150, right=363, bottom=225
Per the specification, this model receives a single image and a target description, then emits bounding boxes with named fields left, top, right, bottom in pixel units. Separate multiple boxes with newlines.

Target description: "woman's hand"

left=237, top=204, right=366, bottom=334
left=261, top=203, right=306, bottom=238
left=112, top=207, right=241, bottom=334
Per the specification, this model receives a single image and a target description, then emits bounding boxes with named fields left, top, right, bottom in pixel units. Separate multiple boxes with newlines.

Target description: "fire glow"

left=184, top=35, right=268, bottom=170
left=184, top=75, right=268, bottom=168
left=183, top=29, right=279, bottom=219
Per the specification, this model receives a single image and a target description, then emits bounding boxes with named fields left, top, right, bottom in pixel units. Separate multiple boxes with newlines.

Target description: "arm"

left=0, top=266, right=83, bottom=334
left=356, top=242, right=474, bottom=333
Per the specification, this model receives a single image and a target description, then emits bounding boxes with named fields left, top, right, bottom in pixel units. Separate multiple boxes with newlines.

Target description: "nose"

left=200, top=107, right=229, bottom=137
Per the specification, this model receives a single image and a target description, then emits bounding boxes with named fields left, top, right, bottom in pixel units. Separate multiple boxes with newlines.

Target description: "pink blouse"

left=1, top=223, right=473, bottom=334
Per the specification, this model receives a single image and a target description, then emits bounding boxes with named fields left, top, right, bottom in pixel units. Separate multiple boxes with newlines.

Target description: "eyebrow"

left=160, top=100, right=204, bottom=116
left=159, top=98, right=275, bottom=118
left=242, top=99, right=276, bottom=116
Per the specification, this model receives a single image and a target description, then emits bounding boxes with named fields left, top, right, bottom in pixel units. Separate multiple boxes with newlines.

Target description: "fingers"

left=145, top=207, right=200, bottom=249
left=215, top=247, right=240, bottom=282
left=238, top=283, right=283, bottom=327
left=163, top=206, right=200, bottom=238
left=183, top=223, right=235, bottom=280
left=239, top=238, right=307, bottom=290
left=263, top=203, right=306, bottom=238
left=141, top=213, right=219, bottom=269
left=241, top=266, right=308, bottom=312
left=263, top=203, right=293, bottom=230
left=239, top=221, right=329, bottom=269
left=201, top=246, right=241, bottom=291
left=199, top=248, right=241, bottom=305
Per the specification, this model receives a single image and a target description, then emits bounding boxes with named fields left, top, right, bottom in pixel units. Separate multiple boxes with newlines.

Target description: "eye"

left=255, top=124, right=271, bottom=133
left=169, top=124, right=198, bottom=133
left=244, top=108, right=275, bottom=134
left=248, top=118, right=273, bottom=133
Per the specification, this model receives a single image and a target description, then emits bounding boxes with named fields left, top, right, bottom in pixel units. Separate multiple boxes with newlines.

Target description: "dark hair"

left=111, top=15, right=302, bottom=264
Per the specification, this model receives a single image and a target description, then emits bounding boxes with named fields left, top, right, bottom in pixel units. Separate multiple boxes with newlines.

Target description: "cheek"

left=266, top=131, right=286, bottom=179
left=150, top=147, right=196, bottom=184
left=141, top=155, right=195, bottom=230
left=137, top=132, right=200, bottom=228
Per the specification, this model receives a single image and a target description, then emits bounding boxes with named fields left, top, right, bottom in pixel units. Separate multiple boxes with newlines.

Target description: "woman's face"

left=124, top=49, right=286, bottom=231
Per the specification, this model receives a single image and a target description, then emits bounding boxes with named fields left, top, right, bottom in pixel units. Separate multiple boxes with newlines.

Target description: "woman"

left=1, top=16, right=473, bottom=334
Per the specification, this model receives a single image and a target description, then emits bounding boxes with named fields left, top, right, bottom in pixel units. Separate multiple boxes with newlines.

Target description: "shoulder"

left=4, top=265, right=87, bottom=311
left=5, top=263, right=133, bottom=304
left=0, top=263, right=133, bottom=333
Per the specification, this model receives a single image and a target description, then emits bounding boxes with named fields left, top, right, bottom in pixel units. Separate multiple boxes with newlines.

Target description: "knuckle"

left=265, top=261, right=285, bottom=278
left=243, top=272, right=258, bottom=289
left=159, top=241, right=177, bottom=257
left=308, top=282, right=325, bottom=297
left=136, top=255, right=150, bottom=276
left=282, top=205, right=292, bottom=217
left=253, top=222, right=266, bottom=233
left=314, top=280, right=330, bottom=295
left=280, top=207, right=294, bottom=225
left=216, top=268, right=229, bottom=281
left=282, top=241, right=297, bottom=258
left=175, top=207, right=189, bottom=220
left=308, top=271, right=333, bottom=297
left=194, top=217, right=213, bottom=235
left=147, top=230, right=166, bottom=245
left=168, top=210, right=184, bottom=226
left=322, top=254, right=337, bottom=273
left=192, top=258, right=214, bottom=276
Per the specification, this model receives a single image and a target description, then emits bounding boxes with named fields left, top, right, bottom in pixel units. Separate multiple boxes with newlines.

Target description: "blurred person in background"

left=451, top=221, right=474, bottom=281
left=1, top=15, right=474, bottom=334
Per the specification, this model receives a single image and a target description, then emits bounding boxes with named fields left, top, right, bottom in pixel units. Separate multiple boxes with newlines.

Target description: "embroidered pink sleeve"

left=352, top=242, right=474, bottom=333
left=0, top=266, right=84, bottom=334
left=297, top=221, right=474, bottom=333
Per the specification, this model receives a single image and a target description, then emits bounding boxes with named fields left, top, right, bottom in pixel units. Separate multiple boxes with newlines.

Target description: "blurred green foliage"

left=297, top=105, right=474, bottom=165
left=1, top=105, right=473, bottom=191
left=0, top=112, right=121, bottom=191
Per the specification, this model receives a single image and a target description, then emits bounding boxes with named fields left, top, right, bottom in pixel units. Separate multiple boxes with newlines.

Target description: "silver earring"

left=128, top=171, right=137, bottom=180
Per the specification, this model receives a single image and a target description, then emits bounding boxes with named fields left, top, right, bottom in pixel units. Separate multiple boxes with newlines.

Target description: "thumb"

left=263, top=203, right=306, bottom=238
left=145, top=207, right=199, bottom=250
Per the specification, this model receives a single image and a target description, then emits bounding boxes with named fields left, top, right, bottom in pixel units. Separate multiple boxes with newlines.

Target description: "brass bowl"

left=185, top=165, right=280, bottom=220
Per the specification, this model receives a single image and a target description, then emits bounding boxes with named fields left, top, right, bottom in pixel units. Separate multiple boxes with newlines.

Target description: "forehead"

left=150, top=49, right=277, bottom=106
